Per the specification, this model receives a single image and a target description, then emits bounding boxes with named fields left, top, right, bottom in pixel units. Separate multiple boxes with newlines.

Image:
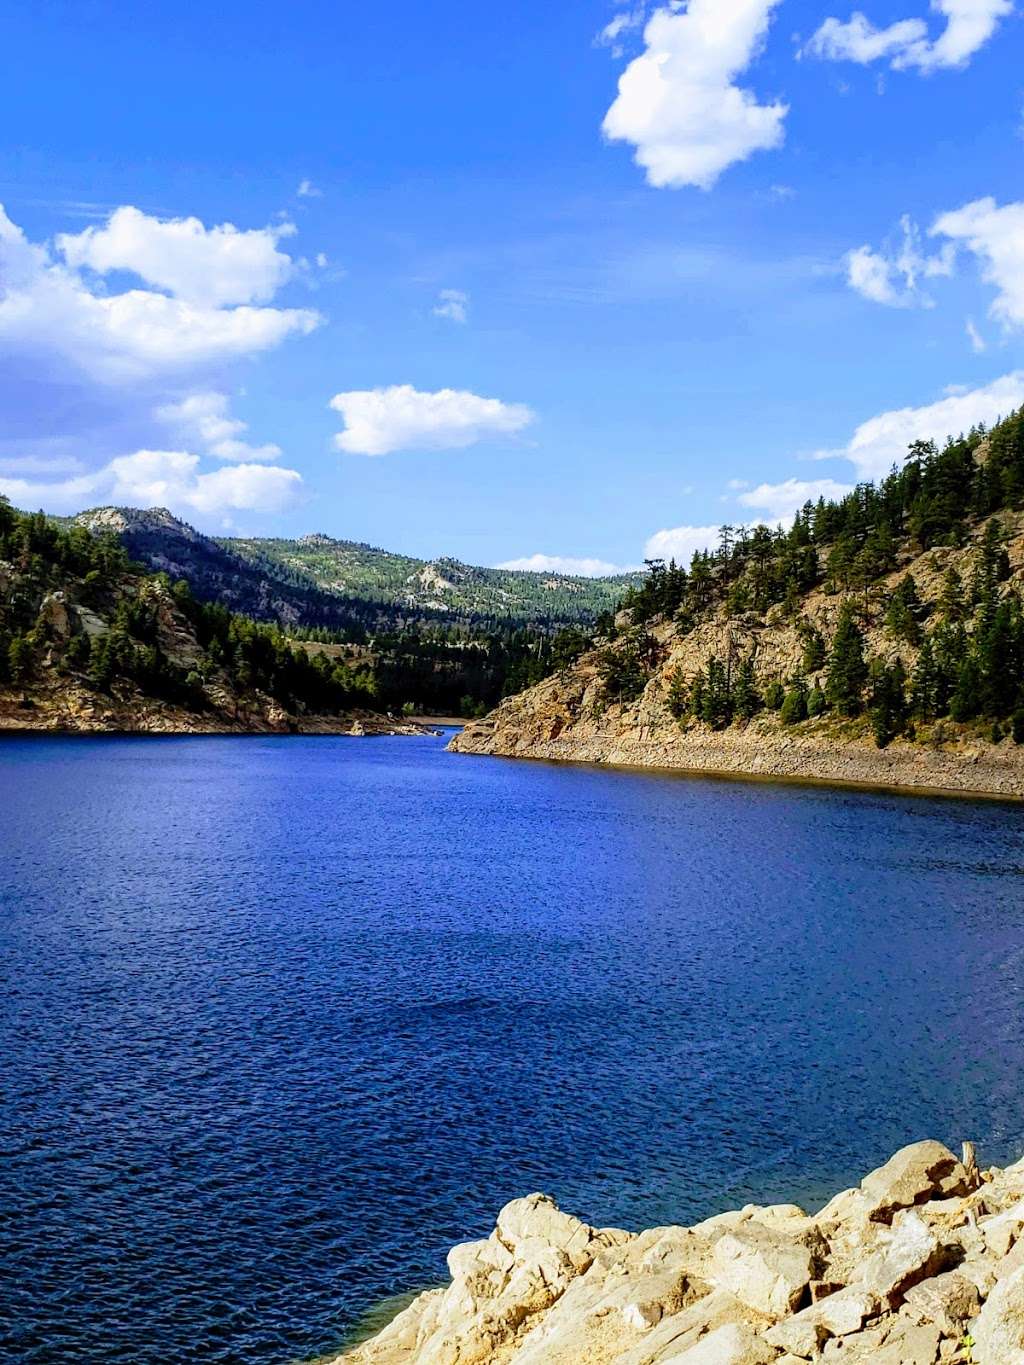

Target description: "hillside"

left=453, top=412, right=1024, bottom=799
left=71, top=507, right=637, bottom=634
left=222, top=532, right=636, bottom=626
left=0, top=502, right=422, bottom=734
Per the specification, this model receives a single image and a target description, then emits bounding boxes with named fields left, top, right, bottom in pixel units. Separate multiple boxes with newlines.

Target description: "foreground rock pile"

left=337, top=1141, right=1024, bottom=1364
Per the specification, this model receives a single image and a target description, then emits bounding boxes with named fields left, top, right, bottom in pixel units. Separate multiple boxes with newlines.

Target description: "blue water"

left=1, top=735, right=1024, bottom=1364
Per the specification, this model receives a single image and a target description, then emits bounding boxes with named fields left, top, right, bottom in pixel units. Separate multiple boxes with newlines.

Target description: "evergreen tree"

left=666, top=669, right=688, bottom=720
left=825, top=602, right=868, bottom=716
left=780, top=681, right=808, bottom=725
left=732, top=655, right=761, bottom=720
left=807, top=684, right=827, bottom=718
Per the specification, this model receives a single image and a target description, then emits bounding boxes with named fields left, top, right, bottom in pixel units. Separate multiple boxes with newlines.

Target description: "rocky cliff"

left=333, top=1139, right=1024, bottom=1364
left=451, top=512, right=1024, bottom=800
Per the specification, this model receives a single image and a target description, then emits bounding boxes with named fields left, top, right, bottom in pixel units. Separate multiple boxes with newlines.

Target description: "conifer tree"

left=826, top=602, right=868, bottom=716
left=732, top=655, right=761, bottom=720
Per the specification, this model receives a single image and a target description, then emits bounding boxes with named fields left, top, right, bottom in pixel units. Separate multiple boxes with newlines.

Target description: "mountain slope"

left=70, top=507, right=639, bottom=634
left=453, top=413, right=1024, bottom=798
left=222, top=532, right=637, bottom=626
left=0, top=503, right=414, bottom=734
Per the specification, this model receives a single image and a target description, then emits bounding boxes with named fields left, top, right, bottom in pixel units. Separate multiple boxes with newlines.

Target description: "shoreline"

left=450, top=717, right=1024, bottom=803
left=453, top=744, right=1024, bottom=806
left=330, top=1139, right=1024, bottom=1364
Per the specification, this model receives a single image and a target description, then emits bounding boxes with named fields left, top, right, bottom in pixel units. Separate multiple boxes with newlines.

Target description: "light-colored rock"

left=902, top=1270, right=980, bottom=1333
left=860, top=1141, right=971, bottom=1223
left=662, top=1322, right=776, bottom=1364
left=710, top=1224, right=818, bottom=1319
left=856, top=1212, right=948, bottom=1306
left=974, top=1262, right=1024, bottom=1364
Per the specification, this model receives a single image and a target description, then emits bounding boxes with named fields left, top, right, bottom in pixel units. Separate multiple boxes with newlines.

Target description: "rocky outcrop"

left=331, top=1140, right=1024, bottom=1364
left=451, top=516, right=1024, bottom=800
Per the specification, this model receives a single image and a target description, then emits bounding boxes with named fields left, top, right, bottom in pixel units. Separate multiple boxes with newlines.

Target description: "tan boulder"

left=661, top=1322, right=776, bottom=1364
left=860, top=1141, right=971, bottom=1223
left=974, top=1262, right=1024, bottom=1364
left=902, top=1270, right=980, bottom=1334
left=710, top=1223, right=817, bottom=1318
left=855, top=1212, right=949, bottom=1306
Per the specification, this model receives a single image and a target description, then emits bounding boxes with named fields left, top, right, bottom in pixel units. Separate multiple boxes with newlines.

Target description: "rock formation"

left=451, top=514, right=1024, bottom=800
left=332, top=1140, right=1024, bottom=1363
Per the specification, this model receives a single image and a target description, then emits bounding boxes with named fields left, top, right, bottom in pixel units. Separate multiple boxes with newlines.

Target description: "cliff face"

left=451, top=515, right=1024, bottom=800
left=334, top=1139, right=1024, bottom=1364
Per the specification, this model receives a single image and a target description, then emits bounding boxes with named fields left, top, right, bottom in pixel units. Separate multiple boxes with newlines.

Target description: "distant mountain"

left=71, top=507, right=639, bottom=634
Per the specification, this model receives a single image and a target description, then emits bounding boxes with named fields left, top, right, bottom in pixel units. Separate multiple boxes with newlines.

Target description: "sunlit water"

left=2, top=733, right=1024, bottom=1364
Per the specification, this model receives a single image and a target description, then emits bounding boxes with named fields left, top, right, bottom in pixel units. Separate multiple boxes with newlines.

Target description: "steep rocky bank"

left=332, top=1140, right=1024, bottom=1364
left=451, top=513, right=1024, bottom=800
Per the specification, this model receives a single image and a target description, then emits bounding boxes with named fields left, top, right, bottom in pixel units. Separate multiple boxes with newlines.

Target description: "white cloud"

left=155, top=391, right=282, bottom=462
left=737, top=477, right=855, bottom=519
left=602, top=0, right=787, bottom=190
left=0, top=448, right=303, bottom=521
left=329, top=384, right=535, bottom=457
left=966, top=317, right=987, bottom=352
left=495, top=553, right=631, bottom=577
left=297, top=179, right=322, bottom=198
left=596, top=6, right=648, bottom=55
left=806, top=0, right=1012, bottom=73
left=0, top=203, right=320, bottom=385
left=844, top=214, right=954, bottom=307
left=814, top=371, right=1024, bottom=480
left=57, top=206, right=299, bottom=307
left=433, top=288, right=469, bottom=324
left=931, top=196, right=1024, bottom=328
left=643, top=523, right=721, bottom=563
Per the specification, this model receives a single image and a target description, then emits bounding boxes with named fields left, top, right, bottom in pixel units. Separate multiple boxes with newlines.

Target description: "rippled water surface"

left=2, top=734, right=1024, bottom=1363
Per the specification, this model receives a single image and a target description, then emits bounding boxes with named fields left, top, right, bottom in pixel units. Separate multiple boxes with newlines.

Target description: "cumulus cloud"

left=496, top=553, right=631, bottom=577
left=931, top=197, right=1024, bottom=329
left=0, top=448, right=303, bottom=521
left=643, top=523, right=722, bottom=564
left=329, top=384, right=535, bottom=457
left=806, top=0, right=1012, bottom=73
left=57, top=206, right=299, bottom=306
left=155, top=391, right=282, bottom=462
left=844, top=215, right=954, bottom=307
left=433, top=289, right=469, bottom=324
left=814, top=371, right=1024, bottom=480
left=297, top=179, right=322, bottom=198
left=602, top=0, right=787, bottom=190
left=0, top=204, right=319, bottom=385
left=737, top=477, right=856, bottom=520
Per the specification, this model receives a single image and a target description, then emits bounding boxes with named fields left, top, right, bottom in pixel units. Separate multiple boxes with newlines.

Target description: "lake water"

left=2, top=733, right=1024, bottom=1364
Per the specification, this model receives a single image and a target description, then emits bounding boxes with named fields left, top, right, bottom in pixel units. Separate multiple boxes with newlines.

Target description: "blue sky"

left=1, top=0, right=1022, bottom=572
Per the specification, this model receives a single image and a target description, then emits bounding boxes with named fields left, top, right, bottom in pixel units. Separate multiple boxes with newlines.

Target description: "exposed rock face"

left=450, top=519, right=1024, bottom=799
left=332, top=1140, right=1024, bottom=1364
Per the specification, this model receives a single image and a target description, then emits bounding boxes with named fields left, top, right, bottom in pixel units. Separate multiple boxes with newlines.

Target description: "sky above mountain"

left=1, top=0, right=1022, bottom=572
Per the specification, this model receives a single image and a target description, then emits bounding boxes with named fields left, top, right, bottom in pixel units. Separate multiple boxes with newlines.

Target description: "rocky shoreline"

left=0, top=687, right=441, bottom=738
left=449, top=710, right=1024, bottom=801
left=331, top=1140, right=1024, bottom=1363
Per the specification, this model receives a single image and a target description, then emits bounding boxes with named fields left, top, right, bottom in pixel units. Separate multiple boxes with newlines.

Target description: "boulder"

left=710, top=1224, right=817, bottom=1318
left=902, top=1270, right=980, bottom=1334
left=856, top=1212, right=949, bottom=1306
left=860, top=1141, right=971, bottom=1223
left=663, top=1322, right=776, bottom=1364
left=974, top=1262, right=1024, bottom=1364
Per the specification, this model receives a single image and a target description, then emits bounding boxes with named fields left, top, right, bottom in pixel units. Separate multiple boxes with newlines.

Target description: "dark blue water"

left=2, top=734, right=1024, bottom=1364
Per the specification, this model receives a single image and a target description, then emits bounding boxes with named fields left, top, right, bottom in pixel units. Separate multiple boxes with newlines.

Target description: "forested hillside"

left=454, top=409, right=1024, bottom=795
left=0, top=500, right=401, bottom=732
left=64, top=506, right=631, bottom=715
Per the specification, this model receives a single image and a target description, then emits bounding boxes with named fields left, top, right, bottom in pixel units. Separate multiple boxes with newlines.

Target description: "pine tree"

left=807, top=684, right=827, bottom=718
left=666, top=669, right=689, bottom=721
left=780, top=681, right=808, bottom=725
left=826, top=602, right=868, bottom=716
left=732, top=655, right=761, bottom=720
left=910, top=634, right=941, bottom=720
left=885, top=575, right=922, bottom=645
